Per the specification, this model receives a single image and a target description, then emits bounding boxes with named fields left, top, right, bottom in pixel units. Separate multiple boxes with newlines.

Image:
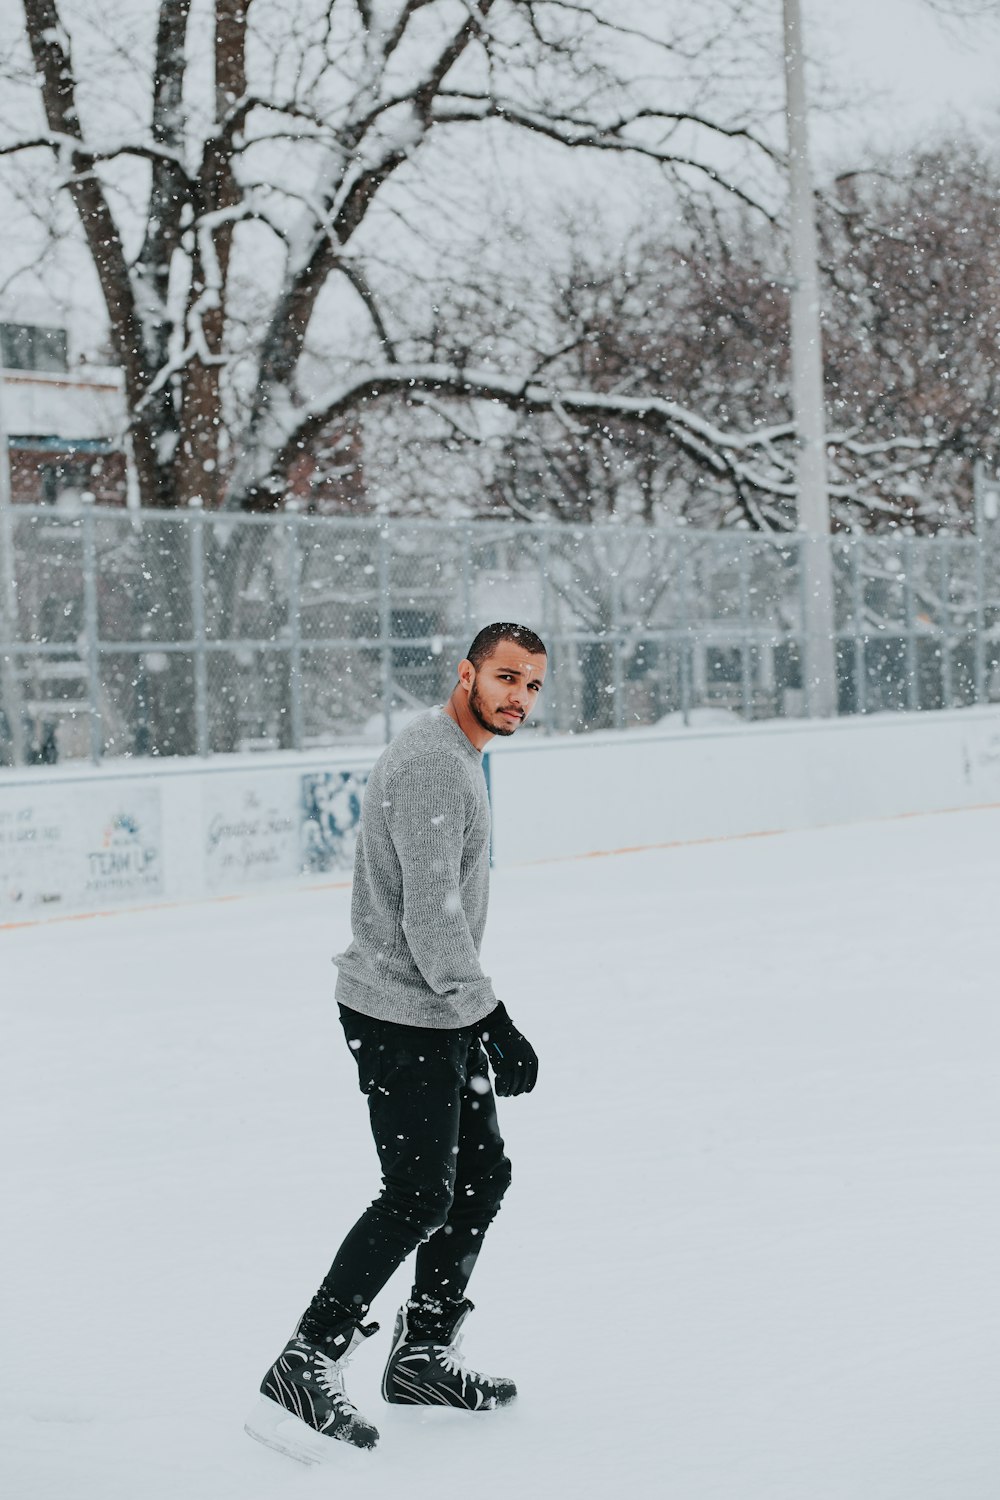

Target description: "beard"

left=468, top=678, right=522, bottom=737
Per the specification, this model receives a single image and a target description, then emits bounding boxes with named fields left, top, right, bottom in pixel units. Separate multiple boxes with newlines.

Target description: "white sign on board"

left=0, top=783, right=163, bottom=915
left=203, top=777, right=299, bottom=891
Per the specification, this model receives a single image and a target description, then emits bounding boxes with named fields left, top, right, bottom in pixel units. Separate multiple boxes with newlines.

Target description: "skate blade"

left=244, top=1396, right=370, bottom=1466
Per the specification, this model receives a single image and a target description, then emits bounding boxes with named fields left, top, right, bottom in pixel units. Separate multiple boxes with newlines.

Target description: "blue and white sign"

left=300, top=770, right=368, bottom=875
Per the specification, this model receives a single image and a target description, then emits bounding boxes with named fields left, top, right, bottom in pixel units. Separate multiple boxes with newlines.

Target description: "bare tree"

left=1, top=0, right=789, bottom=513
left=407, top=143, right=1000, bottom=536
left=818, top=149, right=1000, bottom=531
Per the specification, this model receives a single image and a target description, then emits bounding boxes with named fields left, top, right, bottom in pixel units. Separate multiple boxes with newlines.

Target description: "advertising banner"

left=82, top=791, right=163, bottom=904
left=0, top=790, right=68, bottom=915
left=0, top=782, right=163, bottom=917
left=962, top=724, right=1000, bottom=797
left=300, top=769, right=369, bottom=876
left=203, top=776, right=300, bottom=891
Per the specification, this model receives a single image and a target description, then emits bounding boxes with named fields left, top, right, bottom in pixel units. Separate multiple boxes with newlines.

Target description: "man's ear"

left=456, top=658, right=476, bottom=692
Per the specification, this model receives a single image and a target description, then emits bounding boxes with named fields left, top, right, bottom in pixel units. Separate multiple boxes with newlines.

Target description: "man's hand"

left=477, top=1003, right=539, bottom=1096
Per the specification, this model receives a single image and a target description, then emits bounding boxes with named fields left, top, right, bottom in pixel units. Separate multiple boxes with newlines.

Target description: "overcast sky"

left=2, top=0, right=998, bottom=348
left=809, top=0, right=999, bottom=165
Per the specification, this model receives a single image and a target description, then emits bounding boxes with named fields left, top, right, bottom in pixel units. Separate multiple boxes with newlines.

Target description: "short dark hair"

left=467, top=622, right=547, bottom=669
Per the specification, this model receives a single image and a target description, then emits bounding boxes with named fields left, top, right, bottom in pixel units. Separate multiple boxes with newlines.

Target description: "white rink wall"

left=486, top=705, right=1000, bottom=864
left=3, top=707, right=1000, bottom=920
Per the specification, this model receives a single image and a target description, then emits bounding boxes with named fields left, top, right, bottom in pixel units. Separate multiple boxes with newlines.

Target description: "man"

left=246, top=621, right=547, bottom=1464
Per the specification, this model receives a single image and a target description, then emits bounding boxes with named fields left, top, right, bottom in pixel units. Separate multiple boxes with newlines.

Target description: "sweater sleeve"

left=383, top=753, right=495, bottom=1015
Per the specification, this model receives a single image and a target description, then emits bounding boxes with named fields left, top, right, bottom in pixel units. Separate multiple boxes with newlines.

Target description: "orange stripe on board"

left=516, top=800, right=1000, bottom=868
left=520, top=827, right=787, bottom=867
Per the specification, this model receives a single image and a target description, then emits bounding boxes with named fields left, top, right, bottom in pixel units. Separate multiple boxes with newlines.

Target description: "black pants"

left=304, top=1005, right=512, bottom=1328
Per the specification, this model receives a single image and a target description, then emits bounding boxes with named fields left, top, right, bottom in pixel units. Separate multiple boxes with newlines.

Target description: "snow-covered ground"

left=4, top=808, right=999, bottom=1500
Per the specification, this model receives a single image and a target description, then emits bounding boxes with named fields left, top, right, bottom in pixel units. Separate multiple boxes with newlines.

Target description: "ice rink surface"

left=3, top=806, right=999, bottom=1500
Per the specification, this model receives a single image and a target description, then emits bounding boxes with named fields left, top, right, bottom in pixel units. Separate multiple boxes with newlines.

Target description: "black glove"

left=477, top=1003, right=538, bottom=1097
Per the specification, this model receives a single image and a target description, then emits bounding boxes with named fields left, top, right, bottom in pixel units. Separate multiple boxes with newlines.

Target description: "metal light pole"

left=0, top=365, right=26, bottom=765
left=783, top=0, right=838, bottom=717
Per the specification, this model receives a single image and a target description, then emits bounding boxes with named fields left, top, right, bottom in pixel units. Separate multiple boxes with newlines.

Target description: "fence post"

left=903, top=536, right=918, bottom=711
left=80, top=495, right=103, bottom=763
left=537, top=523, right=554, bottom=734
left=739, top=542, right=753, bottom=721
left=679, top=536, right=692, bottom=726
left=0, top=530, right=22, bottom=765
left=285, top=503, right=304, bottom=750
left=0, top=372, right=26, bottom=766
left=974, top=537, right=986, bottom=705
left=851, top=539, right=866, bottom=715
left=609, top=539, right=625, bottom=730
left=938, top=543, right=952, bottom=709
left=378, top=524, right=392, bottom=745
left=795, top=535, right=808, bottom=717
left=463, top=522, right=474, bottom=643
left=188, top=498, right=209, bottom=757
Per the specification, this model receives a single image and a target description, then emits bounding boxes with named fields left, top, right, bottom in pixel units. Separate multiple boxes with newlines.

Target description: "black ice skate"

left=245, top=1317, right=380, bottom=1463
left=381, top=1296, right=516, bottom=1410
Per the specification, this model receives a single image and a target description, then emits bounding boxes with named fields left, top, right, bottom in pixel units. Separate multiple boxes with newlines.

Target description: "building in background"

left=1, top=320, right=367, bottom=514
left=1, top=320, right=128, bottom=507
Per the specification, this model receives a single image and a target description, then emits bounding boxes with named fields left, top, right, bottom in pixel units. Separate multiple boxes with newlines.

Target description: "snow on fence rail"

left=3, top=506, right=1000, bottom=769
left=3, top=706, right=1000, bottom=922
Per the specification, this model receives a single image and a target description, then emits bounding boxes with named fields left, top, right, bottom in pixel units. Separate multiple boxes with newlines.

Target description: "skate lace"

left=314, top=1351, right=357, bottom=1413
left=437, top=1335, right=488, bottom=1390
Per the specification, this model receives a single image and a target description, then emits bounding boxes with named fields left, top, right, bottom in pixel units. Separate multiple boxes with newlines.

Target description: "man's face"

left=466, top=641, right=547, bottom=737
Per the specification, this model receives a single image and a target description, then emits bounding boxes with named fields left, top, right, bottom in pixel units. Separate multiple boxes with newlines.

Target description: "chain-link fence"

left=2, top=502, right=1000, bottom=765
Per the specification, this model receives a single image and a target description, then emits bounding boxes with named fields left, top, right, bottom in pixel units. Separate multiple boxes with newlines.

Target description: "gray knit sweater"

left=333, top=708, right=496, bottom=1029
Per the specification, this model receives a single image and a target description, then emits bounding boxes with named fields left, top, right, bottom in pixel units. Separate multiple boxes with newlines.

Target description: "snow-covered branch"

left=228, top=362, right=808, bottom=508
left=429, top=94, right=779, bottom=217
left=0, top=132, right=188, bottom=170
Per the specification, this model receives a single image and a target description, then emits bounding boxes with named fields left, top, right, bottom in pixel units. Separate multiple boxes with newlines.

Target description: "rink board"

left=3, top=706, right=1000, bottom=919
